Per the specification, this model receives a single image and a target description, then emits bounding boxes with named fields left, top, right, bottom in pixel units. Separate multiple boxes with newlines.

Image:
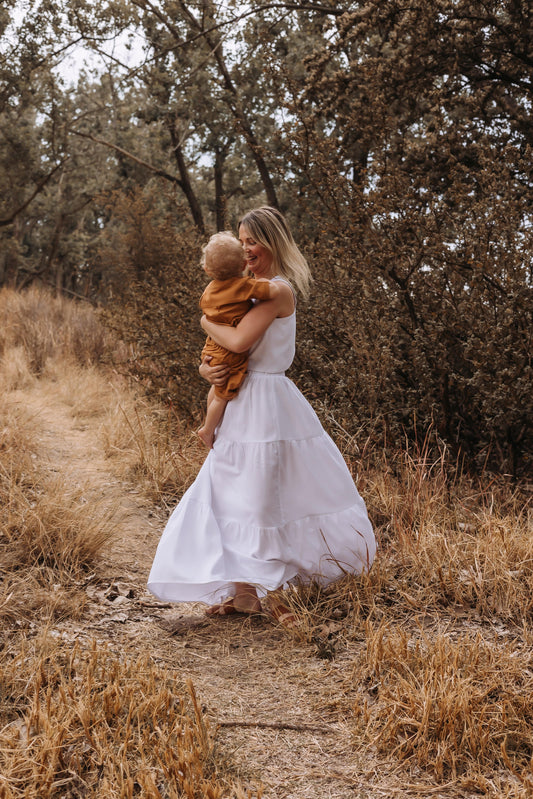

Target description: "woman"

left=147, top=207, right=376, bottom=623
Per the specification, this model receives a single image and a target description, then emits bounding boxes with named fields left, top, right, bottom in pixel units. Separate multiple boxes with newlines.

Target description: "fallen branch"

left=217, top=719, right=334, bottom=734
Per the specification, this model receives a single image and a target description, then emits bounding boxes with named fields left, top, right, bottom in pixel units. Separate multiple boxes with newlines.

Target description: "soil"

left=18, top=378, right=395, bottom=799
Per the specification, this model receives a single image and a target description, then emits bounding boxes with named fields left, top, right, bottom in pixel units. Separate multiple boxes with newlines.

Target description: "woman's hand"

left=199, top=355, right=230, bottom=386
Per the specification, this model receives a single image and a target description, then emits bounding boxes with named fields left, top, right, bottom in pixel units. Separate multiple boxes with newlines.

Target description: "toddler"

left=198, top=232, right=279, bottom=448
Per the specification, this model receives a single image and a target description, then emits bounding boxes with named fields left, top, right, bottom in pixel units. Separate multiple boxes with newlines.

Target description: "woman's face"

left=238, top=224, right=274, bottom=278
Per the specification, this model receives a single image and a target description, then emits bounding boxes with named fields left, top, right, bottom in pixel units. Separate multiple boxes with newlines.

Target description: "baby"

left=198, top=231, right=280, bottom=448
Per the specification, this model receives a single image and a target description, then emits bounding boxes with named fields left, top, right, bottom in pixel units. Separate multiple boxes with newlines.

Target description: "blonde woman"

left=148, top=207, right=376, bottom=625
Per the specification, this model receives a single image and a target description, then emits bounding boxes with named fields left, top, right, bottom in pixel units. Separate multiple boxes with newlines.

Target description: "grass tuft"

left=354, top=621, right=533, bottom=783
left=0, top=285, right=115, bottom=373
left=0, top=641, right=260, bottom=798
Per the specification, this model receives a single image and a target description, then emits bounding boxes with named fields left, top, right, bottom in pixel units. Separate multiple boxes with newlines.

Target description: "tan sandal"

left=206, top=597, right=242, bottom=616
left=206, top=596, right=262, bottom=617
left=268, top=599, right=298, bottom=628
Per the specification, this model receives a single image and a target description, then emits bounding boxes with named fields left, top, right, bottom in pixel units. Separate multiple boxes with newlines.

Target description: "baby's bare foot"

left=198, top=427, right=214, bottom=448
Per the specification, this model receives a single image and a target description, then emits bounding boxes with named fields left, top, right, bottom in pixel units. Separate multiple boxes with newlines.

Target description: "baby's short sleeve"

left=249, top=280, right=274, bottom=301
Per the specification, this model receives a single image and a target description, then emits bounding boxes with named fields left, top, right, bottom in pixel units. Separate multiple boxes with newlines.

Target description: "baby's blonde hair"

left=202, top=232, right=246, bottom=280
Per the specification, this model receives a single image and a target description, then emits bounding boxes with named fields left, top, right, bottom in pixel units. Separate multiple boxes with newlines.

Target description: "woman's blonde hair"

left=238, top=207, right=312, bottom=299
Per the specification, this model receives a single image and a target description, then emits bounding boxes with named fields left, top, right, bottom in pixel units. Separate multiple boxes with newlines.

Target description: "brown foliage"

left=79, top=1, right=533, bottom=475
left=96, top=188, right=207, bottom=417
left=276, top=0, right=533, bottom=476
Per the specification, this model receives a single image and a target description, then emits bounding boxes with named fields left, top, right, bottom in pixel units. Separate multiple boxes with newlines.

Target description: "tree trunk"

left=168, top=122, right=205, bottom=235
left=214, top=148, right=227, bottom=231
left=175, top=0, right=279, bottom=208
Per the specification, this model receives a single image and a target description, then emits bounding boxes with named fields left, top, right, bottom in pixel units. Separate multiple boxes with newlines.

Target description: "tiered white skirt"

left=148, top=371, right=376, bottom=604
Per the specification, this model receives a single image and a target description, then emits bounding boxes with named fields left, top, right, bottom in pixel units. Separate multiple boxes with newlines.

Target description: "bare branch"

left=0, top=161, right=65, bottom=228
left=71, top=130, right=184, bottom=188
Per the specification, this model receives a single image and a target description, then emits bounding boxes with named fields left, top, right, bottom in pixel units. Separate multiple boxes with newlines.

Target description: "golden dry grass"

left=335, top=432, right=533, bottom=626
left=0, top=640, right=259, bottom=799
left=354, top=623, right=533, bottom=784
left=0, top=285, right=114, bottom=374
left=0, top=287, right=260, bottom=798
left=0, top=386, right=115, bottom=628
left=264, top=436, right=532, bottom=794
left=98, top=392, right=203, bottom=506
left=1, top=285, right=532, bottom=797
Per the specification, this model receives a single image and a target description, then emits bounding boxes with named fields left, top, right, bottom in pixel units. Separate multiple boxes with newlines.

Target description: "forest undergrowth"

left=0, top=286, right=532, bottom=799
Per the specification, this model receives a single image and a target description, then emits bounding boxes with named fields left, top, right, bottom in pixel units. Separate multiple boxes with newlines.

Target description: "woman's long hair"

left=238, top=207, right=312, bottom=299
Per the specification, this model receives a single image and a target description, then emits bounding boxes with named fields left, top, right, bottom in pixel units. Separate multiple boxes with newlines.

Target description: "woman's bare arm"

left=201, top=284, right=293, bottom=353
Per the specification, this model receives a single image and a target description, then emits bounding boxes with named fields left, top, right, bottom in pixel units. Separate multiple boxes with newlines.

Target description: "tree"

left=269, top=0, right=533, bottom=473
left=1, top=0, right=531, bottom=472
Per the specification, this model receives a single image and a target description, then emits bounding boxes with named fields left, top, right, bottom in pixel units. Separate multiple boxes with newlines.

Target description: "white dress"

left=148, top=279, right=376, bottom=605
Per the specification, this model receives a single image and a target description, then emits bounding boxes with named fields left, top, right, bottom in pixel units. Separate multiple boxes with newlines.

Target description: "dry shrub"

left=342, top=436, right=533, bottom=624
left=95, top=188, right=206, bottom=418
left=0, top=285, right=114, bottom=374
left=274, top=0, right=533, bottom=476
left=99, top=392, right=204, bottom=505
left=354, top=621, right=533, bottom=787
left=0, top=641, right=260, bottom=798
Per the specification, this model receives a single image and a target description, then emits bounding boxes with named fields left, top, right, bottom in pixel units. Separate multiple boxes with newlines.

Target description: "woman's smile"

left=239, top=224, right=274, bottom=278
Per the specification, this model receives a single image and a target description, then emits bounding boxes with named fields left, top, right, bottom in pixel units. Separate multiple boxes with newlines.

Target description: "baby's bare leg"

left=198, top=391, right=227, bottom=448
left=206, top=385, right=216, bottom=409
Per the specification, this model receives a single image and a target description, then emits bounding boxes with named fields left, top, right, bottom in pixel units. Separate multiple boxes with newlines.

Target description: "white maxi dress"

left=148, top=279, right=376, bottom=605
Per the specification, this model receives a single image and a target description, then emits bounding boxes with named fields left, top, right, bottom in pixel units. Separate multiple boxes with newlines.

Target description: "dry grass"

left=0, top=639, right=260, bottom=799
left=333, top=430, right=533, bottom=626
left=0, top=286, right=260, bottom=798
left=98, top=394, right=203, bottom=506
left=0, top=285, right=114, bottom=374
left=0, top=395, right=113, bottom=576
left=2, top=285, right=533, bottom=797
left=267, top=436, right=532, bottom=794
left=0, top=285, right=201, bottom=506
left=353, top=622, right=533, bottom=786
left=0, top=395, right=114, bottom=628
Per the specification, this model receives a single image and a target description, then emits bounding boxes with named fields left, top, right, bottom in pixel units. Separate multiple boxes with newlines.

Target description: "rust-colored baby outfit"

left=200, top=276, right=273, bottom=401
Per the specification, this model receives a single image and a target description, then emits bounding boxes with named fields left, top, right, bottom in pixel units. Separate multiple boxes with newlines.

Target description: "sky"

left=5, top=1, right=146, bottom=85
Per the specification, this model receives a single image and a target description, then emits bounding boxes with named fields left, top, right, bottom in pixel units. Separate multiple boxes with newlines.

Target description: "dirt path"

left=15, top=378, right=382, bottom=799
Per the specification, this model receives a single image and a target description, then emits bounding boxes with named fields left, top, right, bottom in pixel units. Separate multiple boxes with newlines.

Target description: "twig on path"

left=217, top=719, right=334, bottom=734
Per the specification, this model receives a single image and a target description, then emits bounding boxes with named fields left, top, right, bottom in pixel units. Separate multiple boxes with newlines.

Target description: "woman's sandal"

left=267, top=599, right=298, bottom=629
left=206, top=597, right=262, bottom=617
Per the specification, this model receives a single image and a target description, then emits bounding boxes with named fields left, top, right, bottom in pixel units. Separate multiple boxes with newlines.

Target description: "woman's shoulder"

left=272, top=277, right=296, bottom=316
